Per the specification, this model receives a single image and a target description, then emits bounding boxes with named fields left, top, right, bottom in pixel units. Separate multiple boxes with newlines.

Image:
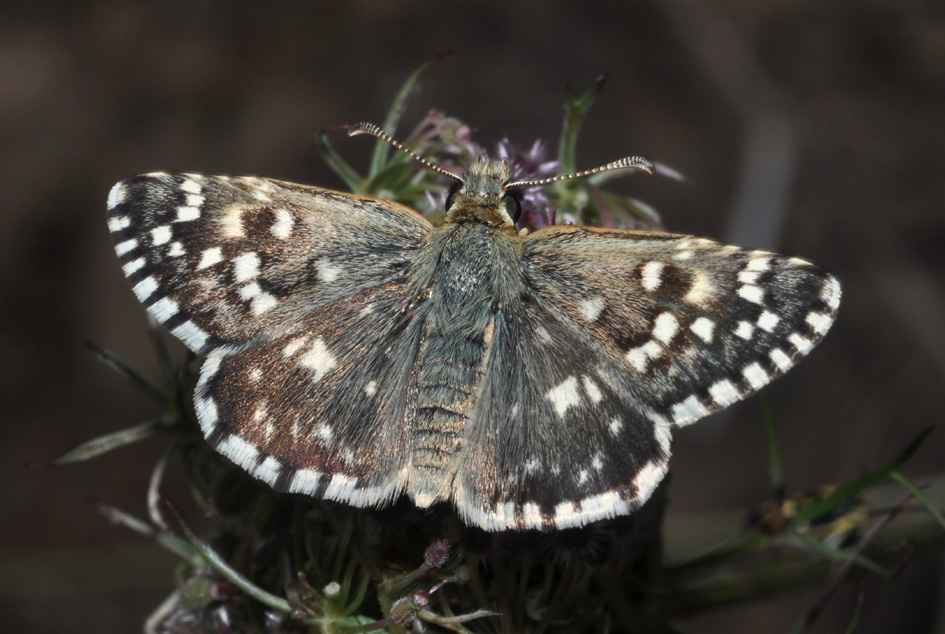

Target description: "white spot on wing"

left=175, top=205, right=200, bottom=222
left=735, top=320, right=754, bottom=340
left=581, top=375, right=603, bottom=403
left=221, top=206, right=245, bottom=238
left=608, top=418, right=623, bottom=435
left=107, top=183, right=126, bottom=210
left=822, top=277, right=842, bottom=310
left=738, top=285, right=764, bottom=304
left=115, top=239, right=138, bottom=256
left=197, top=247, right=223, bottom=270
left=324, top=474, right=357, bottom=500
left=757, top=310, right=780, bottom=333
left=150, top=297, right=179, bottom=320
left=578, top=296, right=605, bottom=321
left=252, top=403, right=268, bottom=423
left=132, top=276, right=159, bottom=301
left=151, top=226, right=174, bottom=246
left=300, top=338, right=337, bottom=382
left=180, top=178, right=202, bottom=194
left=107, top=215, right=130, bottom=233
left=671, top=394, right=709, bottom=425
left=316, top=259, right=342, bottom=284
left=522, top=503, right=543, bottom=527
left=806, top=311, right=833, bottom=334
left=738, top=270, right=760, bottom=284
left=652, top=312, right=679, bottom=344
left=217, top=435, right=261, bottom=474
left=122, top=257, right=146, bottom=276
left=640, top=261, right=665, bottom=291
left=195, top=397, right=218, bottom=435
left=769, top=348, right=793, bottom=371
left=784, top=336, right=811, bottom=361
left=632, top=460, right=668, bottom=501
left=288, top=469, right=323, bottom=494
left=364, top=381, right=378, bottom=397
left=168, top=242, right=185, bottom=257
left=626, top=340, right=662, bottom=372
left=238, top=282, right=278, bottom=315
left=283, top=336, right=309, bottom=357
left=690, top=317, right=715, bottom=342
left=546, top=376, right=581, bottom=417
left=254, top=457, right=282, bottom=486
left=709, top=379, right=739, bottom=407
left=742, top=362, right=769, bottom=389
left=746, top=257, right=770, bottom=271
left=684, top=270, right=715, bottom=305
left=172, top=321, right=209, bottom=352
left=234, top=252, right=261, bottom=282
left=271, top=209, right=293, bottom=239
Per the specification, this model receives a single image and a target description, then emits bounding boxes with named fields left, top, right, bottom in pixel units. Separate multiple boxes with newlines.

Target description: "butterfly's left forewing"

left=453, top=225, right=840, bottom=530
left=522, top=226, right=840, bottom=427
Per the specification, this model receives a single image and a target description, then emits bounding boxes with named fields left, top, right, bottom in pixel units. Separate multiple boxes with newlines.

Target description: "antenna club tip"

left=347, top=122, right=382, bottom=138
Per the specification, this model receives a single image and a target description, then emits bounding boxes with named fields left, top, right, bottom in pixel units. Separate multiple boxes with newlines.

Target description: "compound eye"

left=445, top=180, right=462, bottom=211
left=503, top=189, right=524, bottom=223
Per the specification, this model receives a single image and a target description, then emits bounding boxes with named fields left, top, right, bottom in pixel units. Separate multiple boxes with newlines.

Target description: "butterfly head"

left=444, top=157, right=524, bottom=227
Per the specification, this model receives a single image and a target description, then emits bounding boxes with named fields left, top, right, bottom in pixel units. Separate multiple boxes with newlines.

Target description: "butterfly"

left=107, top=122, right=840, bottom=531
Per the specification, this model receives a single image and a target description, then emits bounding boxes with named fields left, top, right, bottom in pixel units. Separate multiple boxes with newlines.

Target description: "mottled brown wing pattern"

left=195, top=280, right=430, bottom=506
left=108, top=173, right=433, bottom=504
left=107, top=173, right=431, bottom=354
left=108, top=163, right=840, bottom=533
left=451, top=226, right=839, bottom=530
left=521, top=227, right=839, bottom=429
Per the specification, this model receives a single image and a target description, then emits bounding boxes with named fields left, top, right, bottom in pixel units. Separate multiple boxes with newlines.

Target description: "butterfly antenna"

left=507, top=155, right=654, bottom=189
left=348, top=122, right=462, bottom=181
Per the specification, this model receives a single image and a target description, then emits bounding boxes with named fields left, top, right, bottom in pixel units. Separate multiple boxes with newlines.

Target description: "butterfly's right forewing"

left=109, top=173, right=434, bottom=506
left=107, top=173, right=432, bottom=354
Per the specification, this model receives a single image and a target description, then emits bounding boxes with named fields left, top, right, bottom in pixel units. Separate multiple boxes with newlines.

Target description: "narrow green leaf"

left=166, top=498, right=294, bottom=613
left=145, top=314, right=177, bottom=389
left=558, top=75, right=607, bottom=174
left=789, top=426, right=935, bottom=529
left=314, top=130, right=364, bottom=192
left=890, top=470, right=945, bottom=531
left=98, top=503, right=201, bottom=566
left=759, top=391, right=786, bottom=490
left=788, top=532, right=887, bottom=575
left=371, top=56, right=446, bottom=179
left=54, top=418, right=166, bottom=464
left=87, top=341, right=171, bottom=405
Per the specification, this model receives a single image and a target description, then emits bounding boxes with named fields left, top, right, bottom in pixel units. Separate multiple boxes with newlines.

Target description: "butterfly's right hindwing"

left=195, top=279, right=430, bottom=507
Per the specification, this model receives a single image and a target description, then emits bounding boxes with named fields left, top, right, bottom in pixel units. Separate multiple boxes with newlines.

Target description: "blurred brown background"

left=3, top=1, right=943, bottom=632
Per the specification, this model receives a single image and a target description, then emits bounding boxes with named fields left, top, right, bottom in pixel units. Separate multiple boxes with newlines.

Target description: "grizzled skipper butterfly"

left=107, top=122, right=839, bottom=531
